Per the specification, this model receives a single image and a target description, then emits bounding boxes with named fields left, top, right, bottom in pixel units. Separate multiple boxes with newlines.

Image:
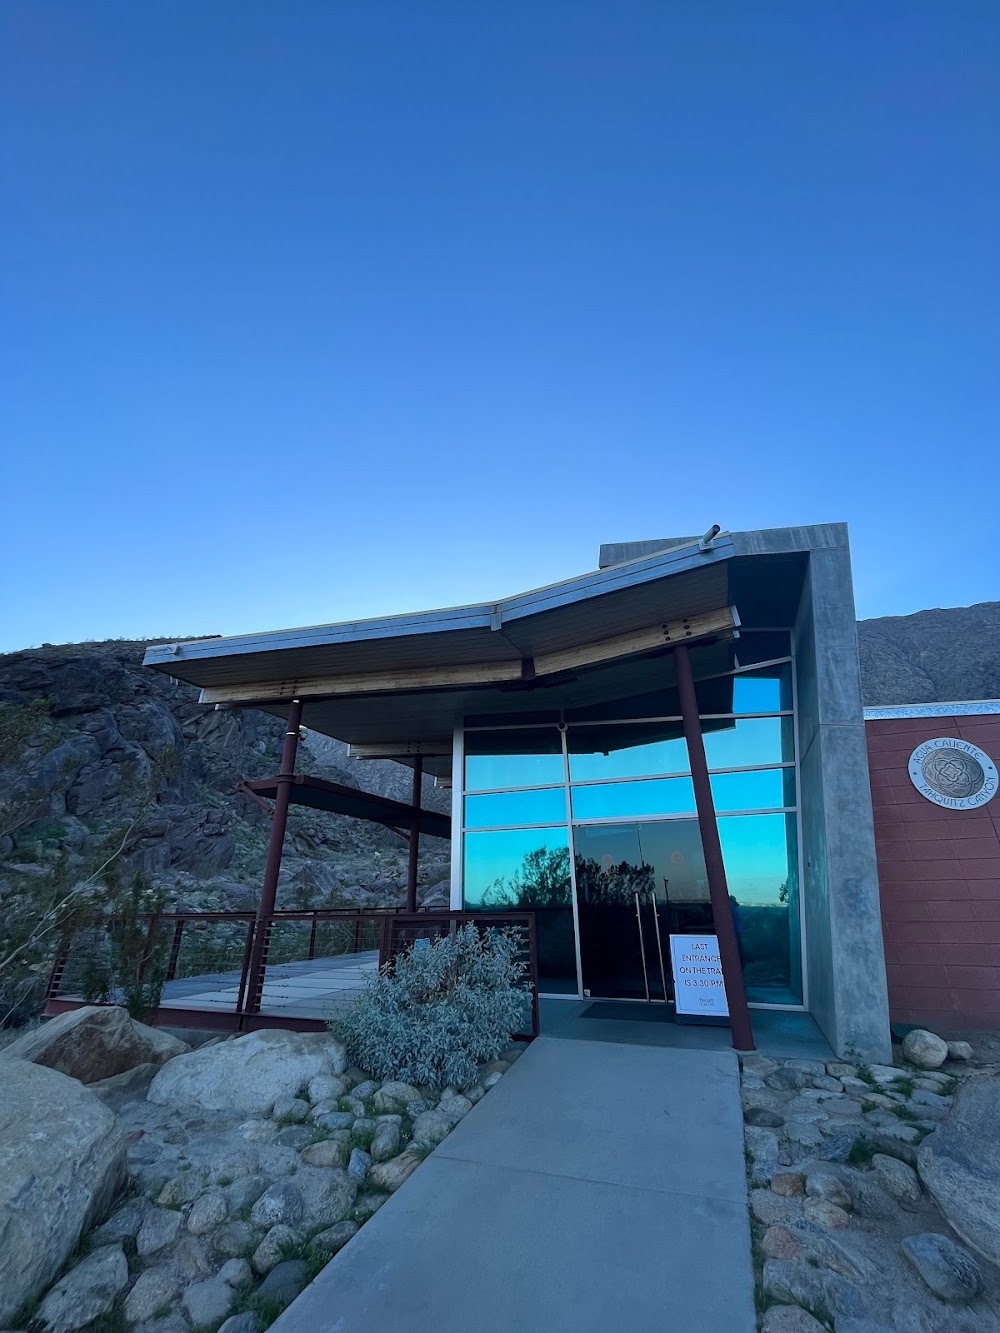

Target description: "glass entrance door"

left=573, top=819, right=713, bottom=1001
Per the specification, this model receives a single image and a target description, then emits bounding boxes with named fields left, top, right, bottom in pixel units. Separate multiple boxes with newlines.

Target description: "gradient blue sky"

left=3, top=2, right=998, bottom=653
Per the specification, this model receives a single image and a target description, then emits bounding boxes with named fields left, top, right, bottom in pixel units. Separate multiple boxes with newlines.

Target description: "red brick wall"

left=867, top=714, right=1000, bottom=1030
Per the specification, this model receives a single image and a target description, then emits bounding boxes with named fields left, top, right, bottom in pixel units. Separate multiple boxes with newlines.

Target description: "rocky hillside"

left=0, top=641, right=450, bottom=923
left=857, top=601, right=1000, bottom=706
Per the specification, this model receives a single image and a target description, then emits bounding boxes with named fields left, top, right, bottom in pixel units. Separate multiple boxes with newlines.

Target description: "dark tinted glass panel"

left=463, top=827, right=577, bottom=993
left=701, top=717, right=792, bottom=769
left=464, top=729, right=563, bottom=790
left=571, top=776, right=696, bottom=820
left=568, top=725, right=690, bottom=782
left=731, top=664, right=793, bottom=714
left=464, top=709, right=562, bottom=726
left=565, top=689, right=679, bottom=723
left=733, top=632, right=791, bottom=666
left=464, top=788, right=567, bottom=829
left=718, top=813, right=801, bottom=1003
left=711, top=768, right=788, bottom=812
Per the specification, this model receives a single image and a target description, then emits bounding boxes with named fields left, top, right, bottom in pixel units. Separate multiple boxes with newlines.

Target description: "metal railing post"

left=245, top=699, right=303, bottom=1017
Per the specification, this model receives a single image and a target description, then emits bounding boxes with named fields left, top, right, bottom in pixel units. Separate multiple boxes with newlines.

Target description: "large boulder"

left=148, top=1029, right=347, bottom=1113
left=34, top=1245, right=129, bottom=1332
left=900, top=1233, right=983, bottom=1302
left=1, top=1006, right=188, bottom=1083
left=0, top=1060, right=128, bottom=1325
left=917, top=1073, right=1000, bottom=1262
left=901, top=1028, right=949, bottom=1070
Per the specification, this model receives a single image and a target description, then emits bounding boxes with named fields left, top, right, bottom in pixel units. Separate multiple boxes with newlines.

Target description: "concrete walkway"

left=273, top=1035, right=756, bottom=1333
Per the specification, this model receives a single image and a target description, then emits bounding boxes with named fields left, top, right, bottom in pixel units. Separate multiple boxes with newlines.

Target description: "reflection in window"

left=701, top=716, right=793, bottom=769
left=571, top=776, right=696, bottom=821
left=463, top=827, right=577, bottom=993
left=711, top=768, right=788, bottom=812
left=464, top=787, right=567, bottom=830
left=719, top=814, right=800, bottom=1003
left=568, top=725, right=690, bottom=782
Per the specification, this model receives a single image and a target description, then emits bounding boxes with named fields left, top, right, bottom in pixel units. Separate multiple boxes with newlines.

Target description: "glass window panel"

left=731, top=664, right=793, bottom=714
left=732, top=631, right=791, bottom=665
left=464, top=788, right=567, bottom=830
left=463, top=827, right=577, bottom=994
left=701, top=717, right=793, bottom=769
left=568, top=724, right=689, bottom=782
left=464, top=709, right=562, bottom=726
left=571, top=776, right=696, bottom=821
left=464, top=729, right=564, bottom=790
left=718, top=813, right=801, bottom=1004
left=565, top=689, right=679, bottom=723
left=711, top=768, right=788, bottom=812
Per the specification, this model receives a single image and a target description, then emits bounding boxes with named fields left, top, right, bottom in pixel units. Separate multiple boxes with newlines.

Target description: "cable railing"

left=44, top=907, right=539, bottom=1037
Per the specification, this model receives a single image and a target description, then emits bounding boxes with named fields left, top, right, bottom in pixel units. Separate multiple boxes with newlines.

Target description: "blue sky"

left=2, top=2, right=997, bottom=652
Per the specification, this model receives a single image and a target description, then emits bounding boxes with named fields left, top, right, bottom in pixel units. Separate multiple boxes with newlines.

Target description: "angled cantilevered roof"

left=144, top=524, right=833, bottom=776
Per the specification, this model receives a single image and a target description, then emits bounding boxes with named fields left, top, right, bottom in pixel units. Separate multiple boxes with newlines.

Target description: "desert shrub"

left=331, top=924, right=527, bottom=1088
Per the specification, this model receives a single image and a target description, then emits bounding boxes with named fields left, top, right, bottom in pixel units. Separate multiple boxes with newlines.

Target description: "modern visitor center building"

left=143, top=523, right=894, bottom=1062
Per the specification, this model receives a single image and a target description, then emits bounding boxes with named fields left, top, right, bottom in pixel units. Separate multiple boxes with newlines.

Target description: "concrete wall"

left=794, top=536, right=891, bottom=1061
left=869, top=713, right=1000, bottom=1029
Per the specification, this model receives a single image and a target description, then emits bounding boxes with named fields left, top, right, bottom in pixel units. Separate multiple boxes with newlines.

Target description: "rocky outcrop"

left=2, top=1005, right=188, bottom=1083
left=148, top=1028, right=348, bottom=1113
left=857, top=601, right=1000, bottom=705
left=0, top=639, right=450, bottom=920
left=917, top=1074, right=1000, bottom=1263
left=0, top=1059, right=128, bottom=1325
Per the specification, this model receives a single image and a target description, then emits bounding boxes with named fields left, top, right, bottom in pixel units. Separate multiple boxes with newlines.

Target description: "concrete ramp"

left=273, top=1035, right=756, bottom=1333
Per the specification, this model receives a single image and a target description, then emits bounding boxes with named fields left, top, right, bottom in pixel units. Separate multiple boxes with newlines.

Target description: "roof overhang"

left=144, top=524, right=836, bottom=777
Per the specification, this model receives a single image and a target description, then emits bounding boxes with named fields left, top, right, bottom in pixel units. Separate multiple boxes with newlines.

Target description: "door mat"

left=580, top=1002, right=675, bottom=1023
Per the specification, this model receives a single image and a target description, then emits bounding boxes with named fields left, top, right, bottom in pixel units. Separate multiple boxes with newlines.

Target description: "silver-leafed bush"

left=331, top=924, right=527, bottom=1089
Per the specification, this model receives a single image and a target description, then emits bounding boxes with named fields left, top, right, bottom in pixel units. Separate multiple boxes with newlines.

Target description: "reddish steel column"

left=673, top=643, right=755, bottom=1052
left=245, top=698, right=303, bottom=1015
left=405, top=755, right=424, bottom=913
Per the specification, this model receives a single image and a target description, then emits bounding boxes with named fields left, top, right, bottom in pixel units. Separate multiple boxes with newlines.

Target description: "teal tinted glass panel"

left=731, top=665, right=793, bottom=714
left=568, top=726, right=690, bottom=782
left=464, top=730, right=563, bottom=791
left=463, top=827, right=577, bottom=993
left=571, top=776, right=696, bottom=820
left=718, top=813, right=801, bottom=1004
left=464, top=788, right=567, bottom=829
left=711, top=768, right=788, bottom=812
left=701, top=717, right=792, bottom=769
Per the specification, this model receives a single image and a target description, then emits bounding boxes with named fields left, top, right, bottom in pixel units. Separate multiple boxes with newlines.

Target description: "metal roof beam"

left=349, top=741, right=454, bottom=760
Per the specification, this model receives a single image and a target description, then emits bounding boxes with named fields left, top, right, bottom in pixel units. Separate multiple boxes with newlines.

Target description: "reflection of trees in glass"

left=482, top=846, right=571, bottom=908
left=574, top=856, right=654, bottom=906
left=778, top=880, right=788, bottom=905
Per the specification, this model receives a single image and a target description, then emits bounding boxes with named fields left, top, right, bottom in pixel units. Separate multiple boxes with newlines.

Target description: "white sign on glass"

left=669, top=934, right=729, bottom=1017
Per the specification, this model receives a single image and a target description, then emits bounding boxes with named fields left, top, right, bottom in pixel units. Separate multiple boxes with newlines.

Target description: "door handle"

left=650, top=892, right=669, bottom=1003
left=634, top=892, right=651, bottom=1003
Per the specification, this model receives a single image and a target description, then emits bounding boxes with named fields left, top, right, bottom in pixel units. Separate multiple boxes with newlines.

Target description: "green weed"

left=242, top=1292, right=287, bottom=1329
left=847, top=1135, right=878, bottom=1168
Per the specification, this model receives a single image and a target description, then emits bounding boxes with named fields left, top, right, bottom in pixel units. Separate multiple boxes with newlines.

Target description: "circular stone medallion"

left=908, top=738, right=998, bottom=810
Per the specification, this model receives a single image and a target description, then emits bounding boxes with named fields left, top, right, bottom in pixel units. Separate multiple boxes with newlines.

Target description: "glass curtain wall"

left=461, top=638, right=803, bottom=1005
